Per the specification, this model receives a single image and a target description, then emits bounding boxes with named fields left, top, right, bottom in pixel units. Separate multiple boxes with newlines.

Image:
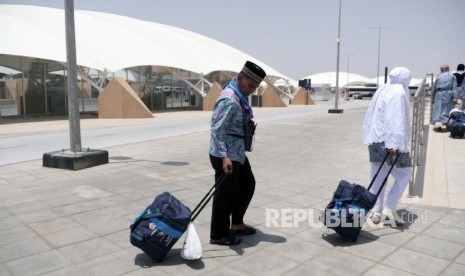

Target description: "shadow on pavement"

left=321, top=230, right=379, bottom=246
left=134, top=248, right=206, bottom=269
left=387, top=208, right=419, bottom=230
left=318, top=210, right=418, bottom=246
left=133, top=228, right=286, bottom=268
left=238, top=228, right=287, bottom=246
left=201, top=228, right=287, bottom=258
left=109, top=156, right=189, bottom=166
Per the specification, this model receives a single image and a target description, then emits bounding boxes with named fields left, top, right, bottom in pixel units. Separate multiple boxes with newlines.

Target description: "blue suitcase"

left=130, top=192, right=191, bottom=262
left=130, top=176, right=228, bottom=262
left=320, top=153, right=399, bottom=241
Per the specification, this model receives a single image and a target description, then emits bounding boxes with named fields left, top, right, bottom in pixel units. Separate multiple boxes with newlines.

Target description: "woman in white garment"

left=362, top=67, right=413, bottom=225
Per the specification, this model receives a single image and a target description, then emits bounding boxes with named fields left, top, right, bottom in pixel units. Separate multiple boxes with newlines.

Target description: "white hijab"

left=362, top=67, right=412, bottom=152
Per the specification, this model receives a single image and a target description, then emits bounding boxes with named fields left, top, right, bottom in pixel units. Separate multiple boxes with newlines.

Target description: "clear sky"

left=1, top=0, right=464, bottom=80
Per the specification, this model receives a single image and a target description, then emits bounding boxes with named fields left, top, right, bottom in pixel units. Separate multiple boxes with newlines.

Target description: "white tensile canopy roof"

left=0, top=5, right=291, bottom=81
left=304, top=72, right=423, bottom=88
left=302, top=72, right=371, bottom=87
left=369, top=76, right=424, bottom=87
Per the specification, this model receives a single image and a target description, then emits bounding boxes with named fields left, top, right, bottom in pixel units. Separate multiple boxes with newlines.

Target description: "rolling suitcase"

left=129, top=192, right=191, bottom=262
left=130, top=174, right=227, bottom=262
left=320, top=152, right=399, bottom=241
left=449, top=121, right=465, bottom=138
left=447, top=109, right=465, bottom=138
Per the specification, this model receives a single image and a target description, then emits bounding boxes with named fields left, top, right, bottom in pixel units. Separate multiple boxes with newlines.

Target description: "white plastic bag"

left=180, top=222, right=202, bottom=260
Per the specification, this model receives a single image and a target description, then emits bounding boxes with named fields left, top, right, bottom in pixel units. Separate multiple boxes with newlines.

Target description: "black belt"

left=227, top=133, right=244, bottom=138
left=436, top=88, right=448, bottom=91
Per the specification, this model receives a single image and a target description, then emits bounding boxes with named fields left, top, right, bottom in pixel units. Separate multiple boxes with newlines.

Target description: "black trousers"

left=209, top=155, right=256, bottom=240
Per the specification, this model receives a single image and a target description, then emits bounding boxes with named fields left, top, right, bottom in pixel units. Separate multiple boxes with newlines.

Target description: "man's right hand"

left=222, top=157, right=233, bottom=175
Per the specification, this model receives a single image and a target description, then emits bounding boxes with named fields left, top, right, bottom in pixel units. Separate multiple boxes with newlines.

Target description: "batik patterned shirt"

left=209, top=89, right=247, bottom=164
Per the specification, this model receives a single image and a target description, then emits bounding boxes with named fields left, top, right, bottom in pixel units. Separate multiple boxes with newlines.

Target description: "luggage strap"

left=366, top=152, right=400, bottom=198
left=190, top=174, right=229, bottom=222
left=130, top=205, right=154, bottom=231
left=130, top=205, right=185, bottom=232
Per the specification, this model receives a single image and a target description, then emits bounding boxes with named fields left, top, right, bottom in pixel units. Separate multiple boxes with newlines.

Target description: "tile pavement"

left=0, top=101, right=465, bottom=275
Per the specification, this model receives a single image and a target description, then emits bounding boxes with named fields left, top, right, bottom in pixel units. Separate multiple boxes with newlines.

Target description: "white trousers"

left=368, top=162, right=412, bottom=213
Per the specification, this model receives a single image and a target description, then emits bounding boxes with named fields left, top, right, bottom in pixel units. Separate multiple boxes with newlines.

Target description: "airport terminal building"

left=0, top=5, right=298, bottom=118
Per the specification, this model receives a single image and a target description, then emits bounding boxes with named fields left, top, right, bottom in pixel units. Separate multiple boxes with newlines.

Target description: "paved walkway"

left=0, top=100, right=464, bottom=275
left=403, top=103, right=465, bottom=209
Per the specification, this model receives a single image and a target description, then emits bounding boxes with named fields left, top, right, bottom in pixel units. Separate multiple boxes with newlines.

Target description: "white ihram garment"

left=363, top=67, right=412, bottom=153
left=363, top=67, right=413, bottom=213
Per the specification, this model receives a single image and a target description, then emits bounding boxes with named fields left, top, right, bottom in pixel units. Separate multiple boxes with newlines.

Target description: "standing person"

left=362, top=67, right=413, bottom=225
left=453, top=63, right=465, bottom=110
left=208, top=61, right=266, bottom=246
left=431, top=64, right=457, bottom=130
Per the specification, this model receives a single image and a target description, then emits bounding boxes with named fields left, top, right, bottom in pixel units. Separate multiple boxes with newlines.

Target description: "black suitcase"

left=320, top=152, right=399, bottom=241
left=449, top=122, right=465, bottom=138
left=447, top=110, right=465, bottom=138
left=130, top=175, right=227, bottom=262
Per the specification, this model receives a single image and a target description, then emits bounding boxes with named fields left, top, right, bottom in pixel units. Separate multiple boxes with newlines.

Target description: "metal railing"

left=408, top=73, right=434, bottom=196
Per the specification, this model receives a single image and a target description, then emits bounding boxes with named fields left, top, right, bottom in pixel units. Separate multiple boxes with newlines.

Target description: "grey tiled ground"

left=1, top=102, right=465, bottom=275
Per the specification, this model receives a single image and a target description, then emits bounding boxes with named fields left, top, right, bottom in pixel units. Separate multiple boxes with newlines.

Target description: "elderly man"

left=432, top=64, right=457, bottom=130
left=363, top=67, right=413, bottom=225
left=209, top=61, right=266, bottom=246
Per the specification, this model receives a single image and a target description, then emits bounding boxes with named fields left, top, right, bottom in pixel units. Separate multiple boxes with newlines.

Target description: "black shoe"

left=210, top=236, right=241, bottom=246
left=230, top=225, right=257, bottom=235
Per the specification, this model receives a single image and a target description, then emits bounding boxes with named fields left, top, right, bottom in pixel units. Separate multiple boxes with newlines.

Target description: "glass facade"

left=0, top=56, right=209, bottom=118
left=0, top=55, right=99, bottom=118
left=127, top=66, right=204, bottom=111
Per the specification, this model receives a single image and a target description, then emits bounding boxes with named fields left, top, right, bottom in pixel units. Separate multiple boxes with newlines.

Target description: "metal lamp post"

left=42, top=0, right=109, bottom=170
left=64, top=0, right=82, bottom=152
left=346, top=52, right=353, bottom=98
left=329, top=0, right=343, bottom=114
left=373, top=25, right=388, bottom=88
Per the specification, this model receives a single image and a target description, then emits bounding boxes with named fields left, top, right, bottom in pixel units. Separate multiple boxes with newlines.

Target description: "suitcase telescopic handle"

left=366, top=151, right=400, bottom=196
left=367, top=152, right=390, bottom=190
left=190, top=174, right=228, bottom=222
left=374, top=154, right=400, bottom=198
